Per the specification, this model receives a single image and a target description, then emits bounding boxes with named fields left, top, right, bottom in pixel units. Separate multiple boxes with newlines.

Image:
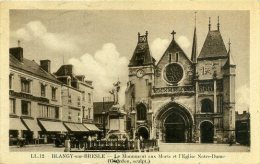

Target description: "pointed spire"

left=208, top=17, right=211, bottom=31
left=194, top=11, right=197, bottom=27
left=226, top=38, right=235, bottom=66
left=217, top=16, right=220, bottom=31
left=228, top=38, right=231, bottom=52
left=191, top=12, right=198, bottom=63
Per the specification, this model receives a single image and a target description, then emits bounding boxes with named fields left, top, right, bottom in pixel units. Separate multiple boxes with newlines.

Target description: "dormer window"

left=135, top=54, right=144, bottom=66
left=67, top=77, right=71, bottom=86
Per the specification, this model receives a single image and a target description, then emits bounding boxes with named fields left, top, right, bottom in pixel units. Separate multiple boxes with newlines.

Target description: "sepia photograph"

left=7, top=9, right=250, bottom=154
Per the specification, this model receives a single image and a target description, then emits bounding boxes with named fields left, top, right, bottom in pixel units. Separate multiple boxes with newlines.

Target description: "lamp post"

left=102, top=97, right=106, bottom=138
left=102, top=111, right=106, bottom=138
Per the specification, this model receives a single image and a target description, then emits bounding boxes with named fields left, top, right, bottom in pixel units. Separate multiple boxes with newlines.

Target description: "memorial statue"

left=109, top=81, right=121, bottom=105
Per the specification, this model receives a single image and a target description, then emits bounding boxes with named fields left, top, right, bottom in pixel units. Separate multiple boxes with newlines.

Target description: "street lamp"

left=102, top=111, right=106, bottom=138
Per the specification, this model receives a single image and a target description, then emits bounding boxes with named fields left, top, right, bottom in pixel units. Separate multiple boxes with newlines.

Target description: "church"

left=125, top=17, right=236, bottom=143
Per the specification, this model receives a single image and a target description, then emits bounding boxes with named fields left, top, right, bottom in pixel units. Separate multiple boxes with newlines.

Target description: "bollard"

left=64, top=139, right=71, bottom=152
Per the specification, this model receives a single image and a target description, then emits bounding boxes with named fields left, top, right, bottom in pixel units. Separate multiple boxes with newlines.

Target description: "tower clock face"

left=136, top=69, right=145, bottom=78
left=164, top=63, right=183, bottom=84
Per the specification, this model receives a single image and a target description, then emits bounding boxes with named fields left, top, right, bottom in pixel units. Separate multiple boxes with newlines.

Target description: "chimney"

left=40, top=60, right=51, bottom=73
left=76, top=75, right=85, bottom=82
left=85, top=80, right=93, bottom=86
left=10, top=47, right=23, bottom=62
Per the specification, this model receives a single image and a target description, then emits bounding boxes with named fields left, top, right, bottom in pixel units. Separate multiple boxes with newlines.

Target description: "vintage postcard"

left=0, top=1, right=259, bottom=164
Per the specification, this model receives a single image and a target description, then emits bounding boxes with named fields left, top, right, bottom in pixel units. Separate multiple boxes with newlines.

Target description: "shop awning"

left=64, top=123, right=80, bottom=132
left=10, top=118, right=27, bottom=130
left=22, top=119, right=41, bottom=131
left=75, top=124, right=89, bottom=132
left=64, top=123, right=89, bottom=132
left=84, top=123, right=101, bottom=131
left=39, top=120, right=67, bottom=132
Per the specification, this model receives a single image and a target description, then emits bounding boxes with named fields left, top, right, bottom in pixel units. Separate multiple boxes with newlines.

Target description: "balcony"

left=152, top=85, right=195, bottom=96
left=195, top=112, right=223, bottom=118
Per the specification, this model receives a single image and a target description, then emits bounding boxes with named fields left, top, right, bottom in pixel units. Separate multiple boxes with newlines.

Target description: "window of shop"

left=55, top=107, right=59, bottom=119
left=21, top=100, right=31, bottom=116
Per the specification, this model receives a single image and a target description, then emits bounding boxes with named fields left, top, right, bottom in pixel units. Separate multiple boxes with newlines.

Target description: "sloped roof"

left=156, top=37, right=192, bottom=65
left=236, top=112, right=250, bottom=121
left=93, top=101, right=114, bottom=114
left=198, top=30, right=228, bottom=59
left=128, top=41, right=155, bottom=67
left=10, top=54, right=61, bottom=83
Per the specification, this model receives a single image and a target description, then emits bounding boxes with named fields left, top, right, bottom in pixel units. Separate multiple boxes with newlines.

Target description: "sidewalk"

left=10, top=144, right=65, bottom=152
left=159, top=143, right=250, bottom=152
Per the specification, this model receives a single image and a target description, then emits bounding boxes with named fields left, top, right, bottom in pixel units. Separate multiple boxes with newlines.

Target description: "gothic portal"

left=125, top=17, right=236, bottom=143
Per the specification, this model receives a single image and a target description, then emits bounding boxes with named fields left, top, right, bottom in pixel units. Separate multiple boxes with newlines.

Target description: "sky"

left=10, top=10, right=249, bottom=113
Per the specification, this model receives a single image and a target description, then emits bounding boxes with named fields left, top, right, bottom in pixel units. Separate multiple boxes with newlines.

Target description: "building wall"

left=78, top=83, right=94, bottom=121
left=9, top=68, right=62, bottom=139
left=10, top=69, right=62, bottom=118
left=61, top=85, right=82, bottom=123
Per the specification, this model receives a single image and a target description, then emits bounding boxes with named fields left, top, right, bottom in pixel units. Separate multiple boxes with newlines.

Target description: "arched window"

left=136, top=103, right=147, bottom=120
left=201, top=99, right=214, bottom=113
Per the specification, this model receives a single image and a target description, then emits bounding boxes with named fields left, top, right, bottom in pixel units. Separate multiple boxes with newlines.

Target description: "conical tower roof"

left=128, top=31, right=155, bottom=67
left=198, top=30, right=228, bottom=60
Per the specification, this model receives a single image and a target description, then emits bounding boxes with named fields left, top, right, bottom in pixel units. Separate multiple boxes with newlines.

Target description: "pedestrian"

left=229, top=135, right=234, bottom=146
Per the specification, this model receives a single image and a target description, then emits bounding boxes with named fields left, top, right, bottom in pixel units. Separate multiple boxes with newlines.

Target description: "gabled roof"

left=156, top=37, right=192, bottom=65
left=198, top=30, right=228, bottom=60
left=10, top=54, right=61, bottom=84
left=93, top=101, right=114, bottom=114
left=128, top=33, right=155, bottom=67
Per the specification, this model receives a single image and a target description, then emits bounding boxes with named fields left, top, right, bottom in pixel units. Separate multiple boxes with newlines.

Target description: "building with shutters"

left=9, top=46, right=66, bottom=144
left=54, top=64, right=100, bottom=139
left=9, top=46, right=100, bottom=145
left=125, top=17, right=236, bottom=143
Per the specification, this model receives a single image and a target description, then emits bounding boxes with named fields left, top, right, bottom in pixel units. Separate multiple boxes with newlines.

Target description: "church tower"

left=125, top=31, right=155, bottom=139
left=196, top=16, right=235, bottom=143
left=223, top=39, right=236, bottom=140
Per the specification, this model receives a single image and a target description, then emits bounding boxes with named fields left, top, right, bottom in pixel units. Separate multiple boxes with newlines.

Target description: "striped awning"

left=39, top=120, right=67, bottom=132
left=64, top=123, right=88, bottom=132
left=10, top=118, right=27, bottom=131
left=22, top=119, right=41, bottom=131
left=84, top=123, right=101, bottom=131
left=75, top=124, right=89, bottom=132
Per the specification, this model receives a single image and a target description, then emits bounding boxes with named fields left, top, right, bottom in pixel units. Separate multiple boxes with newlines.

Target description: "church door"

left=138, top=127, right=149, bottom=140
left=164, top=112, right=186, bottom=143
left=200, top=121, right=214, bottom=143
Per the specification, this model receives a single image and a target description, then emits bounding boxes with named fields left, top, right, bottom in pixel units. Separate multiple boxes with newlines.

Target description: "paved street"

left=159, top=143, right=250, bottom=152
left=10, top=144, right=65, bottom=152
left=10, top=143, right=249, bottom=152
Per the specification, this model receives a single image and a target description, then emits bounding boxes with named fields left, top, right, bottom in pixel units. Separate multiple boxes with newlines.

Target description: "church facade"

left=125, top=18, right=236, bottom=143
